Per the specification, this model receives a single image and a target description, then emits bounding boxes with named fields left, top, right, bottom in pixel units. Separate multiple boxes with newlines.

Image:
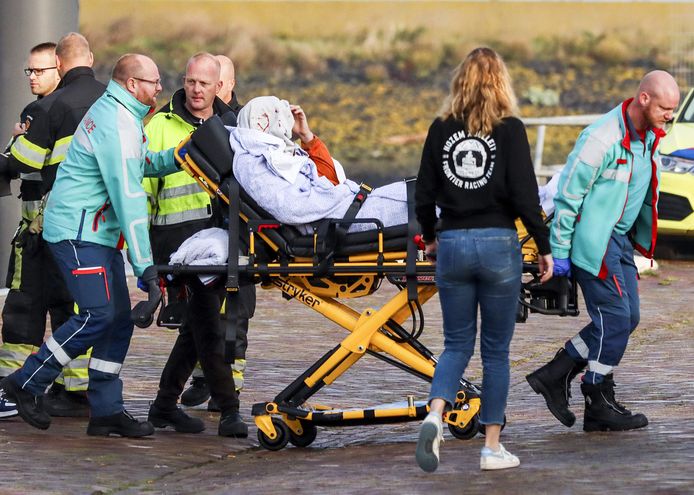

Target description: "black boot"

left=0, top=376, right=51, bottom=430
left=581, top=379, right=648, bottom=432
left=526, top=348, right=586, bottom=427
left=218, top=411, right=248, bottom=438
left=44, top=383, right=90, bottom=418
left=180, top=377, right=210, bottom=407
left=148, top=403, right=205, bottom=433
left=87, top=410, right=155, bottom=437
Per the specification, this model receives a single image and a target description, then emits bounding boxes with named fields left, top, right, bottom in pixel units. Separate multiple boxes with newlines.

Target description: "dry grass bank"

left=80, top=1, right=693, bottom=179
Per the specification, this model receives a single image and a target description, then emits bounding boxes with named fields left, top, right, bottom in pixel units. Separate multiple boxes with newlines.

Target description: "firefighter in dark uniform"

left=0, top=42, right=61, bottom=420
left=0, top=33, right=106, bottom=416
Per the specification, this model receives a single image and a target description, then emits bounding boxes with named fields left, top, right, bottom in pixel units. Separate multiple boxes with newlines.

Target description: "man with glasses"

left=143, top=52, right=248, bottom=438
left=0, top=37, right=104, bottom=419
left=0, top=41, right=60, bottom=419
left=1, top=53, right=181, bottom=437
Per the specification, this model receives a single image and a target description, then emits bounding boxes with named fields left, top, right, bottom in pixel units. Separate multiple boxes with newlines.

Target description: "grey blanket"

left=229, top=127, right=408, bottom=234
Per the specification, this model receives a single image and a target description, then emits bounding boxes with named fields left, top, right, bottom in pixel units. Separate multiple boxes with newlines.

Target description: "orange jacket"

left=301, top=136, right=339, bottom=186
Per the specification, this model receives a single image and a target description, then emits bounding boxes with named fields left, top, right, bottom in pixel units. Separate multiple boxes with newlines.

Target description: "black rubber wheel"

left=257, top=417, right=290, bottom=451
left=479, top=415, right=507, bottom=436
left=448, top=414, right=480, bottom=440
left=134, top=314, right=154, bottom=329
left=288, top=421, right=318, bottom=448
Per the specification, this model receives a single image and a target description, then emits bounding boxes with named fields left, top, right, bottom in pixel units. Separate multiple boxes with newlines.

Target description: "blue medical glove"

left=176, top=146, right=188, bottom=161
left=136, top=277, right=149, bottom=292
left=553, top=257, right=572, bottom=277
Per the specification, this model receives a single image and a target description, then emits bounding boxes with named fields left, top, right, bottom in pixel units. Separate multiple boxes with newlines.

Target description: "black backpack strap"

left=405, top=177, right=419, bottom=302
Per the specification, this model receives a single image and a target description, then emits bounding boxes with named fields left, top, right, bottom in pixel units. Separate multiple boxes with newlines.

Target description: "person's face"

left=130, top=66, right=162, bottom=109
left=26, top=51, right=60, bottom=97
left=641, top=90, right=680, bottom=129
left=183, top=59, right=222, bottom=116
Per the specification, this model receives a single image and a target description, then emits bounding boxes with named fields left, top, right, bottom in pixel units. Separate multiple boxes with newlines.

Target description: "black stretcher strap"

left=312, top=182, right=374, bottom=275
left=340, top=182, right=373, bottom=228
left=335, top=182, right=372, bottom=247
left=224, top=176, right=241, bottom=363
left=405, top=177, right=418, bottom=302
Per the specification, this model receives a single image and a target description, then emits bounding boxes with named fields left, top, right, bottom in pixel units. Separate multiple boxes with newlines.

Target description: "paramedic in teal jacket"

left=527, top=70, right=679, bottom=433
left=0, top=54, right=180, bottom=437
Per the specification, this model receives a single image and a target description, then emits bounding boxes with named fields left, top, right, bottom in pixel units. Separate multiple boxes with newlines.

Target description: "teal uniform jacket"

left=43, top=80, right=178, bottom=277
left=550, top=98, right=665, bottom=278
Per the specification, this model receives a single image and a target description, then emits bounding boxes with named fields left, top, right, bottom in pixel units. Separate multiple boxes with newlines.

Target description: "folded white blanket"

left=169, top=227, right=228, bottom=266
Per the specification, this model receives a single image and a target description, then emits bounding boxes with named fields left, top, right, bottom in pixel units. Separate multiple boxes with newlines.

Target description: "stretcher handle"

left=131, top=276, right=164, bottom=328
left=519, top=272, right=578, bottom=317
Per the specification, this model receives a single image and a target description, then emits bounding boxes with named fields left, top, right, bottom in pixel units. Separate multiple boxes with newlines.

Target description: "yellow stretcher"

left=147, top=115, right=578, bottom=450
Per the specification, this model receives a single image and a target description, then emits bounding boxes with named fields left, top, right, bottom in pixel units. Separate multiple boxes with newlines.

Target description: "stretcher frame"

left=154, top=115, right=578, bottom=450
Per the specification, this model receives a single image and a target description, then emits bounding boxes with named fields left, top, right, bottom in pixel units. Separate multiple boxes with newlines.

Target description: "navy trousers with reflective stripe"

left=565, top=232, right=640, bottom=383
left=12, top=240, right=133, bottom=417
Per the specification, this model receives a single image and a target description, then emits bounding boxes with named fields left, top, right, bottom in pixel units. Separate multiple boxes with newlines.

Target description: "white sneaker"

left=480, top=443, right=520, bottom=470
left=416, top=413, right=444, bottom=472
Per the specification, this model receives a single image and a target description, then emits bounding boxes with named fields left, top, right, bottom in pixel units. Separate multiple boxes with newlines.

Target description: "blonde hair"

left=438, top=47, right=518, bottom=135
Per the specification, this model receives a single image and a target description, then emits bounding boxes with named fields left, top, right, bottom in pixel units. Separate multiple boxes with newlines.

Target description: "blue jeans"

left=429, top=228, right=522, bottom=425
left=565, top=232, right=639, bottom=384
left=11, top=240, right=133, bottom=417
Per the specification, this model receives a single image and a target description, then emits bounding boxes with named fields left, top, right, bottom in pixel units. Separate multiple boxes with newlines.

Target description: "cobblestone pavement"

left=0, top=261, right=692, bottom=494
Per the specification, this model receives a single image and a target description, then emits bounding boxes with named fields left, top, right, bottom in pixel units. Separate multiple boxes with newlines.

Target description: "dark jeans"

left=153, top=277, right=239, bottom=414
left=429, top=228, right=522, bottom=425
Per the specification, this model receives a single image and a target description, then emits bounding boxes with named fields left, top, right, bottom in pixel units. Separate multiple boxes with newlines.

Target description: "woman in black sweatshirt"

left=414, top=47, right=553, bottom=473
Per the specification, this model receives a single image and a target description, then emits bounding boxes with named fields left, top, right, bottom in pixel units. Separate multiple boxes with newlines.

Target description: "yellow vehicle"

left=656, top=88, right=694, bottom=256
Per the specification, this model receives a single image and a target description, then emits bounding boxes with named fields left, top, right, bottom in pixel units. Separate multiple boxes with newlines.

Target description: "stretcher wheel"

left=448, top=414, right=480, bottom=440
left=134, top=314, right=154, bottom=329
left=257, top=417, right=290, bottom=451
left=288, top=421, right=317, bottom=448
left=479, top=415, right=506, bottom=436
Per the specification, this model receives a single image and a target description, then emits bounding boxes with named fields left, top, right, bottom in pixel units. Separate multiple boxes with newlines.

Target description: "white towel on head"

left=237, top=96, right=296, bottom=149
left=237, top=96, right=310, bottom=184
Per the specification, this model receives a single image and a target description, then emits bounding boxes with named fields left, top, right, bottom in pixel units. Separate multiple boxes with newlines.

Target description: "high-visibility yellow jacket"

left=144, top=89, right=233, bottom=227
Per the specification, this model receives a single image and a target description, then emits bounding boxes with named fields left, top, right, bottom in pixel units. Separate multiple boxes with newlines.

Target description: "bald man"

left=0, top=53, right=180, bottom=437
left=527, top=70, right=680, bottom=433
left=0, top=32, right=107, bottom=418
left=215, top=54, right=242, bottom=113
left=144, top=52, right=249, bottom=438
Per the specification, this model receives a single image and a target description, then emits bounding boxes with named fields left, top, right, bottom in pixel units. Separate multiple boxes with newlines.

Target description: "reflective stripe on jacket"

left=550, top=99, right=664, bottom=277
left=145, top=89, right=232, bottom=227
left=8, top=67, right=106, bottom=191
left=42, top=80, right=178, bottom=276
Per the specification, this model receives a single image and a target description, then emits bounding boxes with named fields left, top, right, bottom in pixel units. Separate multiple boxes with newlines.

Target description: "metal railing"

left=522, top=115, right=601, bottom=179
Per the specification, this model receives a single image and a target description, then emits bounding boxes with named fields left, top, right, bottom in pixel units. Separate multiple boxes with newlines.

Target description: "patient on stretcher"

left=230, top=96, right=409, bottom=234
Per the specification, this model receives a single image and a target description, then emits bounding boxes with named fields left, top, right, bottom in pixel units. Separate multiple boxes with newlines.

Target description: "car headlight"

left=660, top=155, right=694, bottom=174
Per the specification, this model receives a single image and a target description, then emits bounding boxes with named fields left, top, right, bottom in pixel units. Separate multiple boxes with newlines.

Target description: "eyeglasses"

left=24, top=67, right=57, bottom=76
left=132, top=76, right=161, bottom=87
